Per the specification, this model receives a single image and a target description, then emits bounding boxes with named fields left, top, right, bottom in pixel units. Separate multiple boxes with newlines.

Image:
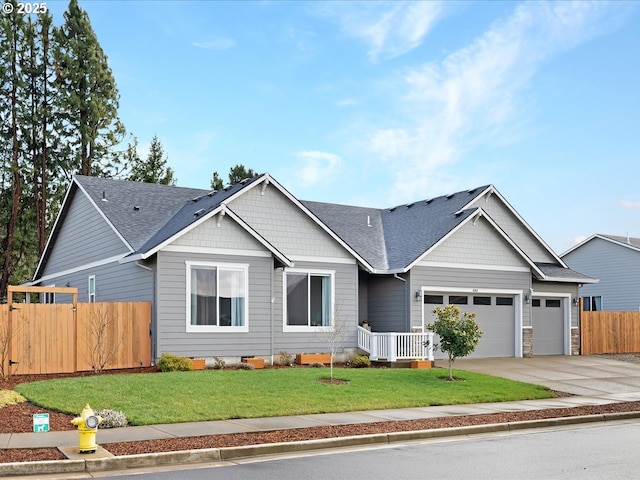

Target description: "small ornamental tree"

left=426, top=305, right=483, bottom=381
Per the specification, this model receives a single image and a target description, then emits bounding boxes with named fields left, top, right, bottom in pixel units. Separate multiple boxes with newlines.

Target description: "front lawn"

left=15, top=368, right=554, bottom=426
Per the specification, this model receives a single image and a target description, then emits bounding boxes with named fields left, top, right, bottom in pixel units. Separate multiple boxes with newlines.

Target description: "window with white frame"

left=43, top=285, right=55, bottom=304
left=186, top=262, right=248, bottom=331
left=582, top=295, right=602, bottom=311
left=284, top=269, right=333, bottom=330
left=88, top=276, right=96, bottom=303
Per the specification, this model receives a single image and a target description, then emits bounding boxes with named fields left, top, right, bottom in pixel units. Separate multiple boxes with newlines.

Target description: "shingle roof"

left=599, top=234, right=640, bottom=250
left=53, top=176, right=591, bottom=283
left=133, top=175, right=264, bottom=255
left=303, top=186, right=489, bottom=271
left=75, top=175, right=209, bottom=250
left=535, top=263, right=598, bottom=283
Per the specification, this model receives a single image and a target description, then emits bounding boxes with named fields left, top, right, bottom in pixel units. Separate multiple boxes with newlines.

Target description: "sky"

left=43, top=0, right=640, bottom=254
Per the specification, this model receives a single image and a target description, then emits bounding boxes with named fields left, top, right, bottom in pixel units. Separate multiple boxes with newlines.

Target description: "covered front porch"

left=357, top=326, right=434, bottom=362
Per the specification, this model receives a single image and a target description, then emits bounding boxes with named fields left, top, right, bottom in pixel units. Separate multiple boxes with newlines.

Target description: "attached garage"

left=423, top=291, right=519, bottom=358
left=531, top=296, right=566, bottom=355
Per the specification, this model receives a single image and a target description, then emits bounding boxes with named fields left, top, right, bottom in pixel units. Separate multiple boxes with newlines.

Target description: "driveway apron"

left=439, top=356, right=640, bottom=396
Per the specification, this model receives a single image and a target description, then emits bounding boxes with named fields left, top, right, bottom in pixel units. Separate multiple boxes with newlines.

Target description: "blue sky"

left=46, top=1, right=639, bottom=254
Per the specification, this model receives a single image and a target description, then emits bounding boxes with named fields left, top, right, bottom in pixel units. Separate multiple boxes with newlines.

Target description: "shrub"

left=276, top=351, right=293, bottom=366
left=96, top=409, right=128, bottom=429
left=237, top=362, right=255, bottom=370
left=212, top=356, right=226, bottom=370
left=351, top=354, right=371, bottom=368
left=0, top=390, right=26, bottom=407
left=308, top=362, right=325, bottom=368
left=157, top=353, right=193, bottom=372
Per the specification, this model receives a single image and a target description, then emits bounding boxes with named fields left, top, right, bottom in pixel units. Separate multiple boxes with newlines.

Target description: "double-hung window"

left=186, top=262, right=248, bottom=332
left=284, top=269, right=334, bottom=331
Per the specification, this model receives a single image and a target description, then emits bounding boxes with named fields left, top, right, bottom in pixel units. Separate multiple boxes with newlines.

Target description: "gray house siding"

left=358, top=270, right=368, bottom=325
left=365, top=273, right=409, bottom=333
left=471, top=194, right=556, bottom=263
left=563, top=238, right=640, bottom=311
left=271, top=260, right=359, bottom=356
left=43, top=190, right=130, bottom=276
left=173, top=214, right=266, bottom=251
left=155, top=250, right=273, bottom=359
left=35, top=260, right=154, bottom=304
left=228, top=183, right=352, bottom=260
left=426, top=216, right=530, bottom=268
left=155, top=251, right=358, bottom=360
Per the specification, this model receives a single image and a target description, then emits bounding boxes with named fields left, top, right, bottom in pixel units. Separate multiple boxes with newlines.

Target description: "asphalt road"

left=88, top=419, right=640, bottom=480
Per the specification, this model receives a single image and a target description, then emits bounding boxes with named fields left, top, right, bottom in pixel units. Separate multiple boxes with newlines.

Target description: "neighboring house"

left=562, top=234, right=639, bottom=312
left=30, top=174, right=595, bottom=363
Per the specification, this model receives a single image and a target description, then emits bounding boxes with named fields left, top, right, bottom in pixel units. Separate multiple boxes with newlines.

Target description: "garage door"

left=532, top=297, right=564, bottom=355
left=424, top=293, right=515, bottom=358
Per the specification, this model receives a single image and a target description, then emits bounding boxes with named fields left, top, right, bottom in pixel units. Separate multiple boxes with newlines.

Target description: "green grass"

left=15, top=368, right=554, bottom=426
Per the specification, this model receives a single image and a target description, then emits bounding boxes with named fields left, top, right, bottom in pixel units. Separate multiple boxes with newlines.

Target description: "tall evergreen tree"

left=55, top=0, right=125, bottom=178
left=0, top=4, right=26, bottom=296
left=211, top=164, right=259, bottom=190
left=127, top=135, right=176, bottom=185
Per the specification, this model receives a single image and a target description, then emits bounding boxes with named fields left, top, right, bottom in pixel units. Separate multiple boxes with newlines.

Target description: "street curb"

left=2, top=411, right=639, bottom=476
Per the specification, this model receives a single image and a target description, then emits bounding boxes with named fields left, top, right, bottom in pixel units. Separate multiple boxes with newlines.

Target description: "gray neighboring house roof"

left=304, top=186, right=487, bottom=271
left=562, top=233, right=640, bottom=257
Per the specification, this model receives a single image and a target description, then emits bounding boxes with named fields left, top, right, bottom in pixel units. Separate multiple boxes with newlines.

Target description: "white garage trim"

left=420, top=286, right=524, bottom=358
left=532, top=291, right=571, bottom=355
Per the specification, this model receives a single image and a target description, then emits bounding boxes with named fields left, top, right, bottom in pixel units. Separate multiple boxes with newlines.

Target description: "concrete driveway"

left=437, top=356, right=640, bottom=396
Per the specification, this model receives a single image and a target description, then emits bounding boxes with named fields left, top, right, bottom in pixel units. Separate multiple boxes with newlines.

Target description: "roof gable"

left=562, top=233, right=640, bottom=257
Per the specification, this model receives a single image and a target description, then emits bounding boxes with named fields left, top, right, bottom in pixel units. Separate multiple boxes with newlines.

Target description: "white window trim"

left=185, top=261, right=249, bottom=333
left=44, top=284, right=56, bottom=304
left=88, top=276, right=96, bottom=303
left=283, top=268, right=335, bottom=333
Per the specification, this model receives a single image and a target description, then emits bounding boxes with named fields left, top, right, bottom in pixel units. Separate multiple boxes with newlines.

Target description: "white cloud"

left=192, top=37, right=235, bottom=50
left=320, top=1, right=443, bottom=61
left=294, top=151, right=342, bottom=187
left=364, top=2, right=625, bottom=203
left=619, top=200, right=640, bottom=210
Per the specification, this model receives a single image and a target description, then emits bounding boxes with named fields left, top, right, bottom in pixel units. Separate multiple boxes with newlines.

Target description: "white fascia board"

left=31, top=253, right=127, bottom=284
left=596, top=234, right=640, bottom=253
left=222, top=205, right=294, bottom=267
left=469, top=185, right=567, bottom=267
left=33, top=180, right=76, bottom=280
left=560, top=234, right=598, bottom=257
left=539, top=276, right=600, bottom=284
left=75, top=177, right=135, bottom=253
left=257, top=174, right=376, bottom=273
left=33, top=177, right=134, bottom=280
left=135, top=205, right=225, bottom=261
left=127, top=176, right=270, bottom=262
left=406, top=208, right=545, bottom=278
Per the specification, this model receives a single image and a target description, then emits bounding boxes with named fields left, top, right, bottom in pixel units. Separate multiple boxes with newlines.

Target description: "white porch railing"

left=357, top=326, right=434, bottom=361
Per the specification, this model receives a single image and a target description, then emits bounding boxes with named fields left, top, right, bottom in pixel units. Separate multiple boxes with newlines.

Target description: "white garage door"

left=532, top=297, right=565, bottom=355
left=424, top=293, right=515, bottom=358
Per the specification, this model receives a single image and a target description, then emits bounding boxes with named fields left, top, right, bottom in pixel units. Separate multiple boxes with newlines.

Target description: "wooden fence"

left=1, top=286, right=151, bottom=375
left=581, top=309, right=640, bottom=354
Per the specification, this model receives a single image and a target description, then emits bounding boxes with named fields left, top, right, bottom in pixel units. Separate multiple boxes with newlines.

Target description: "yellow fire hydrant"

left=71, top=404, right=103, bottom=454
